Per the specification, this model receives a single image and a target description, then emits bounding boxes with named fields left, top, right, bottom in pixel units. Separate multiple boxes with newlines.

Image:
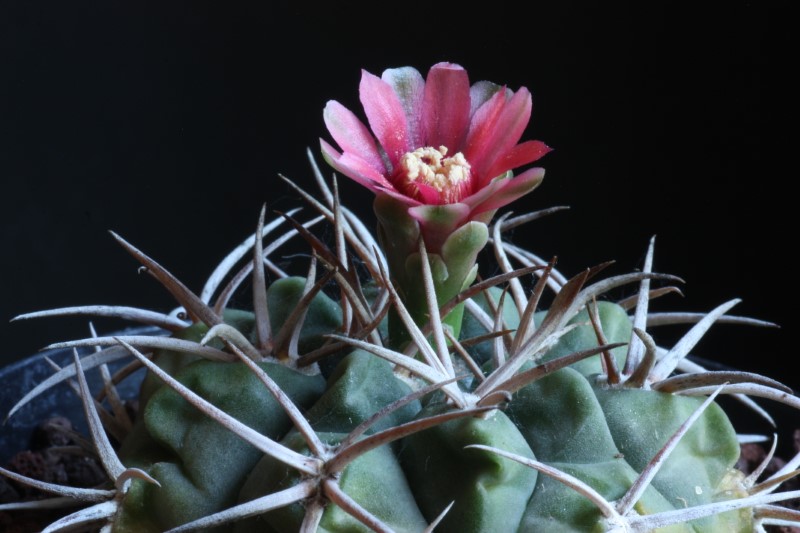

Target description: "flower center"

left=399, top=146, right=471, bottom=202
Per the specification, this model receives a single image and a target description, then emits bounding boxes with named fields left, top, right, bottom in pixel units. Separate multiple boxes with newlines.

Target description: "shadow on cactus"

left=2, top=63, right=800, bottom=532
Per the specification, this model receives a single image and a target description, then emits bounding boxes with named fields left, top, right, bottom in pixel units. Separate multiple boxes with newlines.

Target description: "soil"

left=0, top=417, right=110, bottom=533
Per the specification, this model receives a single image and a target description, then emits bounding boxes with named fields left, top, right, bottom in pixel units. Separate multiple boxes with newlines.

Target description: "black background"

left=0, top=1, right=793, bottom=395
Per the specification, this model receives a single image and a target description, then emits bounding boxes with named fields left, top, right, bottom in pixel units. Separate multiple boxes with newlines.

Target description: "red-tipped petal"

left=462, top=88, right=508, bottom=166
left=373, top=185, right=423, bottom=208
left=469, top=81, right=506, bottom=119
left=360, top=69, right=411, bottom=167
left=421, top=62, right=471, bottom=150
left=323, top=100, right=386, bottom=175
left=320, top=139, right=394, bottom=192
left=484, top=140, right=552, bottom=181
left=465, top=87, right=533, bottom=182
left=382, top=66, right=426, bottom=148
left=413, top=180, right=445, bottom=205
left=467, top=167, right=545, bottom=216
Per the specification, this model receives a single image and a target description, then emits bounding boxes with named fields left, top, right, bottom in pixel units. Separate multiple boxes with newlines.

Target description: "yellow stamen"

left=399, top=146, right=471, bottom=202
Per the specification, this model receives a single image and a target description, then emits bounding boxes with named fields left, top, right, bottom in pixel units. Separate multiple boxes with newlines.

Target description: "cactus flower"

left=321, top=62, right=551, bottom=253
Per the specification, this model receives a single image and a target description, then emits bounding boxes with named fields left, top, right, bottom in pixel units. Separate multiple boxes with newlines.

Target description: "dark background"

left=0, top=1, right=792, bottom=394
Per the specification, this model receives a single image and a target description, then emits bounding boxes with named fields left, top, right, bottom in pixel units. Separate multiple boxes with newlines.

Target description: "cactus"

left=3, top=63, right=800, bottom=532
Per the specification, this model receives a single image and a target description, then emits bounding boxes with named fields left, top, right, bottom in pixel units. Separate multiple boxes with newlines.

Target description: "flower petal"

left=412, top=181, right=444, bottom=205
left=382, top=66, right=426, bottom=149
left=320, top=139, right=394, bottom=192
left=360, top=69, right=411, bottom=168
left=484, top=140, right=552, bottom=182
left=469, top=81, right=505, bottom=118
left=323, top=100, right=386, bottom=175
left=374, top=185, right=423, bottom=208
left=462, top=88, right=507, bottom=169
left=465, top=87, right=533, bottom=183
left=421, top=62, right=471, bottom=150
left=466, top=167, right=546, bottom=216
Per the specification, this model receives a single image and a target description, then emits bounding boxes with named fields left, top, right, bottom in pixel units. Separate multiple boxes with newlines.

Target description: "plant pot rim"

left=0, top=325, right=162, bottom=463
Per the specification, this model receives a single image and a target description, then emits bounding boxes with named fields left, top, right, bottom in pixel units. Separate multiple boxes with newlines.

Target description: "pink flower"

left=321, top=62, right=551, bottom=250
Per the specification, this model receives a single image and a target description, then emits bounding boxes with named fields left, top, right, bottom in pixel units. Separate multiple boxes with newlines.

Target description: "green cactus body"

left=400, top=406, right=539, bottom=532
left=237, top=431, right=427, bottom=533
left=115, top=358, right=326, bottom=532
left=108, top=287, right=751, bottom=533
